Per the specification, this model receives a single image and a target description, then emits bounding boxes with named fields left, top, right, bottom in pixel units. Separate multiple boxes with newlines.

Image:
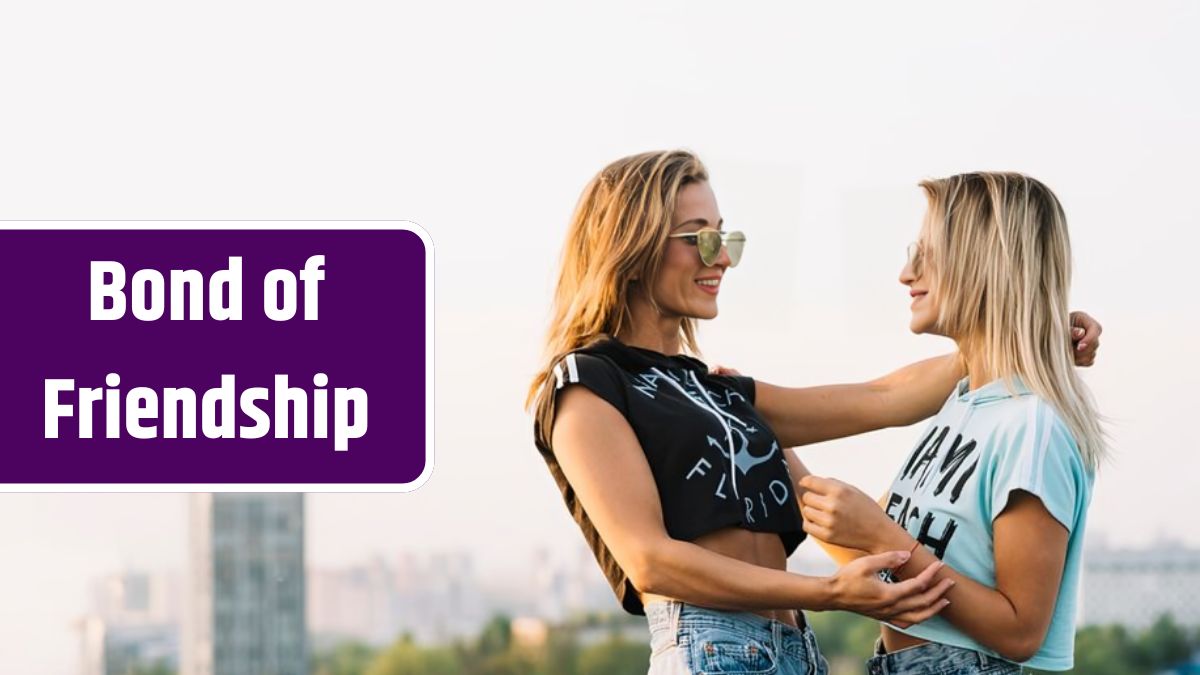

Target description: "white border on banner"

left=0, top=220, right=435, bottom=493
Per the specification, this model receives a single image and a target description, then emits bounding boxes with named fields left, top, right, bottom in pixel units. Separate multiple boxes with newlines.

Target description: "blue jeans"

left=646, top=600, right=829, bottom=674
left=866, top=639, right=1022, bottom=675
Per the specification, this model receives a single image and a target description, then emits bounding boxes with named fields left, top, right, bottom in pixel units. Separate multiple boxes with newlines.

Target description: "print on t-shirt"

left=628, top=364, right=791, bottom=526
left=885, top=424, right=980, bottom=560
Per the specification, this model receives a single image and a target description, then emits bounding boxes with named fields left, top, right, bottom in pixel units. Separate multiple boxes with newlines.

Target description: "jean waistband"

left=868, top=638, right=1010, bottom=675
left=646, top=600, right=811, bottom=646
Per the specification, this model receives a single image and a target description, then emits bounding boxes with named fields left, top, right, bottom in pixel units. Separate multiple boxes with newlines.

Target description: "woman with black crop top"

left=526, top=151, right=1102, bottom=675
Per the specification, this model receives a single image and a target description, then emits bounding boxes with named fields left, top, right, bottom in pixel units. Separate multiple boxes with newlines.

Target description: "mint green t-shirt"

left=884, top=377, right=1094, bottom=671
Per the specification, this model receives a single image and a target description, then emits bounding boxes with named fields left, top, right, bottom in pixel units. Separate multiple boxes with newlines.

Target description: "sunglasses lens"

left=906, top=242, right=923, bottom=276
left=725, top=231, right=745, bottom=267
left=697, top=230, right=722, bottom=266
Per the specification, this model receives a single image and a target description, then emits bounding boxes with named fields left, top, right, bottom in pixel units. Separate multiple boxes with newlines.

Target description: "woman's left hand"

left=798, top=475, right=905, bottom=553
left=1070, top=311, right=1102, bottom=367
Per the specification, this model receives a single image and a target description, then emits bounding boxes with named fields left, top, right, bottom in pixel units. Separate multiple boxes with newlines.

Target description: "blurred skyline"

left=2, top=1, right=1198, bottom=672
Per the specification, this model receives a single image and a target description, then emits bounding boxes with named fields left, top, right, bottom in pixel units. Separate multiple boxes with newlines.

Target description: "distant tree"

left=576, top=637, right=650, bottom=675
left=1139, top=614, right=1193, bottom=670
left=312, top=640, right=376, bottom=675
left=1064, top=624, right=1138, bottom=675
left=476, top=615, right=513, bottom=658
left=363, top=638, right=460, bottom=675
left=129, top=661, right=174, bottom=675
left=474, top=650, right=542, bottom=675
left=806, top=610, right=879, bottom=665
left=543, top=626, right=581, bottom=675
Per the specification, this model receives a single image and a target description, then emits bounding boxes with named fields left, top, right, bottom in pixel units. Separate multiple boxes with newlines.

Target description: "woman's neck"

left=617, top=297, right=685, bottom=355
left=957, top=337, right=996, bottom=392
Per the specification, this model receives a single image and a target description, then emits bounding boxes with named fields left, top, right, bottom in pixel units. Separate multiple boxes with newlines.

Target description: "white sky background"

left=1, top=1, right=1198, bottom=672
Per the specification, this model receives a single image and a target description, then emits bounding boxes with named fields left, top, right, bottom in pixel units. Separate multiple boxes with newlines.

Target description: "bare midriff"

left=640, top=525, right=801, bottom=627
left=881, top=625, right=930, bottom=652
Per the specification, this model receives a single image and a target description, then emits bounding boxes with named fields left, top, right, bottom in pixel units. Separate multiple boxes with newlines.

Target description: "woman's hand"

left=826, top=551, right=953, bottom=628
left=799, top=475, right=907, bottom=554
left=1070, top=311, right=1101, bottom=367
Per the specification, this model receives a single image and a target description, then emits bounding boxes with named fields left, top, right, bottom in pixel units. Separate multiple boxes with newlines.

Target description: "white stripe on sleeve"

left=566, top=353, right=580, bottom=383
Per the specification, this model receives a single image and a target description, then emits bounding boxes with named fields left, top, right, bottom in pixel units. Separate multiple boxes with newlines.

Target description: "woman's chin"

left=690, top=300, right=719, bottom=320
left=909, top=317, right=933, bottom=335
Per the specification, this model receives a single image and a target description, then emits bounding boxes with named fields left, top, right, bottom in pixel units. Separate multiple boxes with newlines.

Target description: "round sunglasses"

left=667, top=229, right=746, bottom=267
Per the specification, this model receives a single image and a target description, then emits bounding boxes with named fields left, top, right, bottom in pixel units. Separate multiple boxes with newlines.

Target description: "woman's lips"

left=696, top=278, right=721, bottom=295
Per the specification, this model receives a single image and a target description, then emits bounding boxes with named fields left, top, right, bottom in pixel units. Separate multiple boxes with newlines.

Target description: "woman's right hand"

left=826, top=551, right=954, bottom=628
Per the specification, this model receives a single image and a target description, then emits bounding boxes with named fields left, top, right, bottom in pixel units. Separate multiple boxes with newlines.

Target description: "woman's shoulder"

left=979, top=391, right=1086, bottom=477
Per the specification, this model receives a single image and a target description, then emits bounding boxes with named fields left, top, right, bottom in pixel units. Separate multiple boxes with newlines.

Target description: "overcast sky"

left=1, top=1, right=1198, bottom=672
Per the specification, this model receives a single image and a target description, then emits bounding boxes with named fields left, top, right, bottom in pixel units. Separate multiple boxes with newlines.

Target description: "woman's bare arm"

left=745, top=311, right=1101, bottom=448
left=800, top=477, right=1070, bottom=662
left=756, top=354, right=963, bottom=448
left=550, top=386, right=951, bottom=622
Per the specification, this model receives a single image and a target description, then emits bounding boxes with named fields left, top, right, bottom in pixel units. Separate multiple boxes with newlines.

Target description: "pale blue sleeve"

left=987, top=402, right=1088, bottom=532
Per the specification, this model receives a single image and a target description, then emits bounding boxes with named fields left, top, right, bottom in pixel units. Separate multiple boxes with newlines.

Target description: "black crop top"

left=534, top=338, right=806, bottom=615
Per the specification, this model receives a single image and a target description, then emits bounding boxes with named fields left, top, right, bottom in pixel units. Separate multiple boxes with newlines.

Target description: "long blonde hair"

left=526, top=150, right=709, bottom=445
left=921, top=172, right=1106, bottom=468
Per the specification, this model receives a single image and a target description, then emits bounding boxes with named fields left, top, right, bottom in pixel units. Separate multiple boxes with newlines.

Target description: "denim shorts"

left=646, top=600, right=829, bottom=674
left=866, top=638, right=1022, bottom=675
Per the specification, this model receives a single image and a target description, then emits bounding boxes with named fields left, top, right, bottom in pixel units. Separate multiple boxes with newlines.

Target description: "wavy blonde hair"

left=921, top=172, right=1106, bottom=468
left=526, top=150, right=708, bottom=445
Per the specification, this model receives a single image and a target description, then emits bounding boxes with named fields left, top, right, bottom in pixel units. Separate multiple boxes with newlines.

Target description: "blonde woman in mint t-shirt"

left=796, top=173, right=1105, bottom=673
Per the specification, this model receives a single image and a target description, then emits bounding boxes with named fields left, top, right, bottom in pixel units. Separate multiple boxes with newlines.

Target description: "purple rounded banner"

left=0, top=225, right=431, bottom=490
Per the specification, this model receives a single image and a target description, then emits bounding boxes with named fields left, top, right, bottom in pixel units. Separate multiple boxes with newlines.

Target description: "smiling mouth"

left=696, top=279, right=720, bottom=294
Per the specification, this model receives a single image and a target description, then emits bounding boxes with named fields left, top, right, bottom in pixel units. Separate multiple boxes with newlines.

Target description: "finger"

left=798, top=475, right=836, bottom=495
left=888, top=598, right=951, bottom=627
left=1072, top=311, right=1102, bottom=343
left=887, top=577, right=955, bottom=615
left=800, top=504, right=832, bottom=528
left=857, top=549, right=913, bottom=574
left=799, top=490, right=836, bottom=511
left=801, top=521, right=831, bottom=541
left=890, top=559, right=945, bottom=596
left=891, top=587, right=953, bottom=620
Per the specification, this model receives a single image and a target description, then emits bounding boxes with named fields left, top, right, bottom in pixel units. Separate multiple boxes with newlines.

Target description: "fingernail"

left=1073, top=327, right=1084, bottom=337
left=942, top=599, right=951, bottom=606
left=1077, top=342, right=1086, bottom=351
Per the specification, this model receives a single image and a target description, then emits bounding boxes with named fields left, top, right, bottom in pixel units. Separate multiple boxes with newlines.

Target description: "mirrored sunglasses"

left=667, top=229, right=746, bottom=267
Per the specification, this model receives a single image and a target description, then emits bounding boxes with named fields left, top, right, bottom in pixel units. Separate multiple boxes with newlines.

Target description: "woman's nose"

left=711, top=244, right=732, bottom=268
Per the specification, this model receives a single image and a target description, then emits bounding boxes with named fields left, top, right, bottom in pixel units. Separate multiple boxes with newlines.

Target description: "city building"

left=76, top=570, right=180, bottom=675
left=182, top=494, right=306, bottom=675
